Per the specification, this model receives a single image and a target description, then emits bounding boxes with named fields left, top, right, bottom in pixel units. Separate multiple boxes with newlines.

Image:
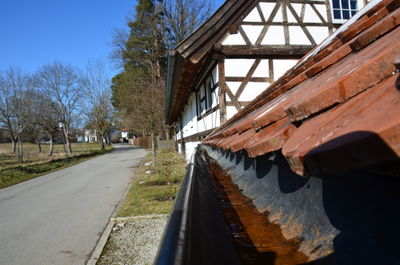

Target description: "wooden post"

left=218, top=58, right=227, bottom=124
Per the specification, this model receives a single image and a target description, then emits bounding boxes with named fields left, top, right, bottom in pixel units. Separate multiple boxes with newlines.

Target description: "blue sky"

left=0, top=0, right=224, bottom=79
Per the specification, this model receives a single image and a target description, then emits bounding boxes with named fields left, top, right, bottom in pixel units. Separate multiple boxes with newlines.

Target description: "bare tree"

left=0, top=68, right=31, bottom=162
left=29, top=90, right=62, bottom=156
left=32, top=62, right=84, bottom=155
left=84, top=60, right=113, bottom=150
left=161, top=0, right=214, bottom=49
left=0, top=70, right=18, bottom=152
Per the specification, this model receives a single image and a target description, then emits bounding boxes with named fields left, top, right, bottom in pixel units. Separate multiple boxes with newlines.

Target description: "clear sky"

left=0, top=0, right=225, bottom=79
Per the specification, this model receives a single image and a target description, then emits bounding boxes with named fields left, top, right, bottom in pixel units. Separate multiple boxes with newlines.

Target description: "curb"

left=86, top=157, right=144, bottom=265
left=112, top=214, right=169, bottom=222
left=86, top=219, right=116, bottom=265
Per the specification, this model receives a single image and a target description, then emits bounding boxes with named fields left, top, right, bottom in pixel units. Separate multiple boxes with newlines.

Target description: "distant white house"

left=110, top=129, right=130, bottom=143
left=84, top=130, right=98, bottom=143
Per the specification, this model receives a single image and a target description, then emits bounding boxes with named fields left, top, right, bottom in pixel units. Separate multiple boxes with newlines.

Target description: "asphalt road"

left=0, top=144, right=147, bottom=265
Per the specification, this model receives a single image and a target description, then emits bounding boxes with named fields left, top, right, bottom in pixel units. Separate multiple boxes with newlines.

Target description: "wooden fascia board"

left=175, top=0, right=238, bottom=54
left=180, top=0, right=259, bottom=63
left=218, top=45, right=316, bottom=59
left=166, top=52, right=186, bottom=124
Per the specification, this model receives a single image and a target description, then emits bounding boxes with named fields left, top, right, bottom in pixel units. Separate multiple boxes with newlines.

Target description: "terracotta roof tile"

left=286, top=25, right=400, bottom=122
left=203, top=1, right=400, bottom=175
left=229, top=129, right=256, bottom=152
left=246, top=118, right=296, bottom=158
left=282, top=73, right=400, bottom=176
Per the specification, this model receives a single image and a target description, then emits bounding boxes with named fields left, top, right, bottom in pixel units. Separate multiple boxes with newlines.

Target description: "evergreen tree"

left=111, top=0, right=214, bottom=162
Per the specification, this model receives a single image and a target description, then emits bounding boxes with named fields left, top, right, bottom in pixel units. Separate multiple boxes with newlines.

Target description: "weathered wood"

left=242, top=21, right=334, bottom=26
left=269, top=59, right=275, bottom=83
left=197, top=105, right=219, bottom=121
left=177, top=129, right=215, bottom=143
left=225, top=84, right=243, bottom=111
left=256, top=4, right=266, bottom=22
left=260, top=0, right=327, bottom=4
left=300, top=3, right=306, bottom=22
left=225, top=77, right=271, bottom=82
left=220, top=45, right=314, bottom=58
left=287, top=3, right=317, bottom=45
left=235, top=59, right=261, bottom=98
left=282, top=0, right=290, bottom=45
left=310, top=3, right=326, bottom=23
left=218, top=60, right=227, bottom=124
left=255, top=2, right=281, bottom=46
left=227, top=101, right=253, bottom=106
left=239, top=25, right=253, bottom=46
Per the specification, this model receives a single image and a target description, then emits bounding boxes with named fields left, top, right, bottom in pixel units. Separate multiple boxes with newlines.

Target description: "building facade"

left=166, top=0, right=369, bottom=161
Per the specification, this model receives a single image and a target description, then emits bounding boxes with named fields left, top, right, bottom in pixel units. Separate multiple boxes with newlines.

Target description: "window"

left=331, top=0, right=359, bottom=22
left=196, top=66, right=218, bottom=117
left=198, top=84, right=207, bottom=114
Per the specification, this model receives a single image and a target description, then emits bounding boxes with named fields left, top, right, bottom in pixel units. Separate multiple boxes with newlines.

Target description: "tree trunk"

left=17, top=134, right=23, bottom=163
left=100, top=134, right=105, bottom=151
left=11, top=139, right=16, bottom=153
left=61, top=130, right=68, bottom=158
left=63, top=127, right=72, bottom=154
left=165, top=127, right=170, bottom=141
left=37, top=141, right=42, bottom=153
left=48, top=138, right=54, bottom=156
left=151, top=133, right=158, bottom=165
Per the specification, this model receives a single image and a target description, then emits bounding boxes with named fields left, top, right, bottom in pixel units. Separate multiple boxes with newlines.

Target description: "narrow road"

left=0, top=144, right=147, bottom=265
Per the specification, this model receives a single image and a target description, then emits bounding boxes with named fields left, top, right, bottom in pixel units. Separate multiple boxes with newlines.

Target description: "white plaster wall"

left=238, top=82, right=269, bottom=101
left=178, top=143, right=183, bottom=153
left=176, top=65, right=220, bottom=150
left=221, top=2, right=333, bottom=47
left=225, top=59, right=256, bottom=77
left=273, top=59, right=298, bottom=80
left=227, top=106, right=238, bottom=120
left=184, top=141, right=200, bottom=162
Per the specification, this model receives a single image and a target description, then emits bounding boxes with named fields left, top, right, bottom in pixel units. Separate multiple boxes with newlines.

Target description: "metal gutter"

left=154, top=150, right=241, bottom=265
left=165, top=52, right=176, bottom=123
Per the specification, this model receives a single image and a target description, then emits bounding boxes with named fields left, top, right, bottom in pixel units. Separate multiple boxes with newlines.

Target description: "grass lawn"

left=117, top=148, right=186, bottom=217
left=0, top=142, right=113, bottom=189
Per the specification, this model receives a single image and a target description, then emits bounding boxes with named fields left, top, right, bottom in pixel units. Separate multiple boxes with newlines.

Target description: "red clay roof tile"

left=229, top=129, right=256, bottom=152
left=282, top=73, right=400, bottom=176
left=286, top=25, right=400, bottom=122
left=246, top=118, right=296, bottom=158
left=203, top=1, right=400, bottom=175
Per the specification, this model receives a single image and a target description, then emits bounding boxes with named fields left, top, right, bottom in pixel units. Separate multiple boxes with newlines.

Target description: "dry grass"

left=0, top=142, right=102, bottom=169
left=0, top=142, right=113, bottom=189
left=117, top=149, right=186, bottom=217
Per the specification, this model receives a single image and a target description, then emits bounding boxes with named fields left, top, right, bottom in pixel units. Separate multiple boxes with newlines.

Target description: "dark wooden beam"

left=177, top=129, right=215, bottom=143
left=218, top=60, right=227, bottom=124
left=260, top=0, right=328, bottom=5
left=242, top=21, right=335, bottom=27
left=225, top=77, right=272, bottom=82
left=235, top=59, right=261, bottom=98
left=219, top=45, right=314, bottom=59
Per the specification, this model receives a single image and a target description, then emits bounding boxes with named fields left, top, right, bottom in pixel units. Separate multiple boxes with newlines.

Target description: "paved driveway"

left=0, top=144, right=147, bottom=265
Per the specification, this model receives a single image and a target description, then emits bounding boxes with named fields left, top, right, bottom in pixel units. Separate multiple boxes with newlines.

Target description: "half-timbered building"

left=165, top=0, right=370, bottom=160
left=156, top=1, right=400, bottom=264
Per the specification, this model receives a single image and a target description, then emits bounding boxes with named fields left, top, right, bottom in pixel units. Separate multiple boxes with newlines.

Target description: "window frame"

left=330, top=0, right=363, bottom=24
left=195, top=64, right=218, bottom=119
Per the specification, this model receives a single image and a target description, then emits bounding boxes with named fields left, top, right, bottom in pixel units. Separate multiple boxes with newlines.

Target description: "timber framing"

left=165, top=0, right=260, bottom=125
left=216, top=45, right=315, bottom=59
left=177, top=129, right=215, bottom=144
left=166, top=0, right=346, bottom=152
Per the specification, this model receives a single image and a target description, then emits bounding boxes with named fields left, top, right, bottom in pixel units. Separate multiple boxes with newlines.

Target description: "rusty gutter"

left=154, top=150, right=241, bottom=265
